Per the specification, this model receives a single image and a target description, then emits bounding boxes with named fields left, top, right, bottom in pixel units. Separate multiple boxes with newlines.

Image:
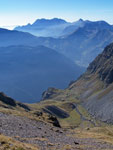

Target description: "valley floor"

left=0, top=112, right=113, bottom=150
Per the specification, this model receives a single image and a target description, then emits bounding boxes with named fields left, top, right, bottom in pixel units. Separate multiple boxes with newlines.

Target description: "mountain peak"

left=78, top=18, right=84, bottom=22
left=32, top=18, right=67, bottom=26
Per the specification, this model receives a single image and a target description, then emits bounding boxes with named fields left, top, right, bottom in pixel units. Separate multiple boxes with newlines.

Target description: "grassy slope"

left=73, top=126, right=113, bottom=146
left=30, top=98, right=99, bottom=128
left=0, top=134, right=38, bottom=150
left=1, top=97, right=113, bottom=149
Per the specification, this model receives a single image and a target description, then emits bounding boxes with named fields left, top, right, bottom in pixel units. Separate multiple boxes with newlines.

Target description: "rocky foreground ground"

left=0, top=112, right=113, bottom=150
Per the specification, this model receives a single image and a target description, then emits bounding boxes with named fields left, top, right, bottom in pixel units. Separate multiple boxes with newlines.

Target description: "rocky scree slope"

left=1, top=93, right=113, bottom=150
left=87, top=43, right=113, bottom=84
left=68, top=43, right=113, bottom=124
left=42, top=43, right=113, bottom=124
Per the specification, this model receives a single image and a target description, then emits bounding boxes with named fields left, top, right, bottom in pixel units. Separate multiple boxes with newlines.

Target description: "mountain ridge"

left=0, top=45, right=84, bottom=102
left=32, top=18, right=68, bottom=26
left=1, top=20, right=113, bottom=68
left=41, top=43, right=113, bottom=124
left=14, top=18, right=70, bottom=37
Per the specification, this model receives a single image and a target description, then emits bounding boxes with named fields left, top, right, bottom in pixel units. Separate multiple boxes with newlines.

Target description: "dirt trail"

left=74, top=103, right=96, bottom=126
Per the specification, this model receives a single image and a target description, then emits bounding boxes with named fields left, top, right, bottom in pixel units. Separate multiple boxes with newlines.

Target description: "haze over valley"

left=0, top=45, right=84, bottom=102
left=1, top=0, right=113, bottom=149
left=0, top=18, right=113, bottom=101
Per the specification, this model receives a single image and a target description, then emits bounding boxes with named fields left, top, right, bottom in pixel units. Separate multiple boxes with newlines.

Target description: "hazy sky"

left=0, top=0, right=113, bottom=29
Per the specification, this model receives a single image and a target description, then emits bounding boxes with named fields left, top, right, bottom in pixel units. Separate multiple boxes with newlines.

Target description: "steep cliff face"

left=68, top=43, right=113, bottom=124
left=42, top=43, right=113, bottom=124
left=87, top=43, right=113, bottom=84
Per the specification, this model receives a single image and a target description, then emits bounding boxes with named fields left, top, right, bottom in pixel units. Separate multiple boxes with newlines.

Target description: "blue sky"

left=0, top=0, right=113, bottom=29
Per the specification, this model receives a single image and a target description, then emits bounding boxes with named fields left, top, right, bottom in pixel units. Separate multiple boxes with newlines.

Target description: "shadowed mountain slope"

left=39, top=20, right=113, bottom=67
left=42, top=43, right=113, bottom=124
left=1, top=20, right=113, bottom=68
left=0, top=28, right=40, bottom=47
left=70, top=43, right=113, bottom=124
left=0, top=45, right=84, bottom=103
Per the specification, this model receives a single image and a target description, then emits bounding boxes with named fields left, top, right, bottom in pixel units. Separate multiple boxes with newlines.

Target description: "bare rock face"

left=87, top=43, right=113, bottom=85
left=34, top=110, right=61, bottom=128
left=41, top=88, right=59, bottom=100
left=47, top=115, right=61, bottom=128
left=75, top=43, right=113, bottom=124
left=52, top=42, right=113, bottom=124
left=40, top=43, right=113, bottom=125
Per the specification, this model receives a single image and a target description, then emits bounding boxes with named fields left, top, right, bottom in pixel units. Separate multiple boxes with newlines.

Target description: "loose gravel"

left=0, top=112, right=113, bottom=150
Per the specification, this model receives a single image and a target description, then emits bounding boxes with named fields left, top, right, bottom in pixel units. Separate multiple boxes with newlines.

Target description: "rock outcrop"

left=68, top=43, right=113, bottom=124
left=41, top=88, right=62, bottom=100
left=0, top=92, right=30, bottom=111
left=0, top=92, right=16, bottom=107
left=87, top=43, right=113, bottom=84
left=42, top=43, right=113, bottom=124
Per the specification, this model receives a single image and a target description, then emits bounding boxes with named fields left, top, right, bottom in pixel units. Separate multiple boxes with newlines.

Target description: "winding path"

left=74, top=103, right=96, bottom=126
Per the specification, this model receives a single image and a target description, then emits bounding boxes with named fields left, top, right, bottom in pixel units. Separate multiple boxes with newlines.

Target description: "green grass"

left=0, top=134, right=39, bottom=150
left=78, top=105, right=91, bottom=120
left=58, top=109, right=81, bottom=128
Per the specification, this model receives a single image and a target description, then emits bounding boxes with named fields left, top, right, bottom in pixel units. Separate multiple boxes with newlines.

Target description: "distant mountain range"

left=1, top=18, right=113, bottom=143
left=0, top=45, right=84, bottom=102
left=14, top=18, right=89, bottom=38
left=14, top=18, right=70, bottom=37
left=40, top=20, right=113, bottom=66
left=0, top=28, right=39, bottom=47
left=14, top=18, right=113, bottom=39
left=0, top=18, right=113, bottom=102
left=2, top=19, right=113, bottom=67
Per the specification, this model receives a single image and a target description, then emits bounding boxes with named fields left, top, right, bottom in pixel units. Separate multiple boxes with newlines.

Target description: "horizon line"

left=0, top=17, right=113, bottom=30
